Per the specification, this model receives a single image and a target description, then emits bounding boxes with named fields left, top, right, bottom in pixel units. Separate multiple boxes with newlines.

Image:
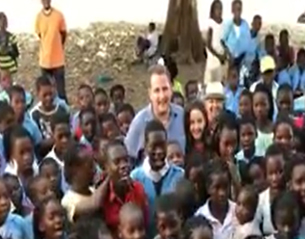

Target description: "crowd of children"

left=0, top=0, right=305, bottom=239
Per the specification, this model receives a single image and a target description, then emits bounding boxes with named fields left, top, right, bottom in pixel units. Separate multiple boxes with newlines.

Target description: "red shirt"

left=102, top=180, right=148, bottom=236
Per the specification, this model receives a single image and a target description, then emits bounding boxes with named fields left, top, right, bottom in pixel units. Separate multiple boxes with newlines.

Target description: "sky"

left=2, top=0, right=304, bottom=33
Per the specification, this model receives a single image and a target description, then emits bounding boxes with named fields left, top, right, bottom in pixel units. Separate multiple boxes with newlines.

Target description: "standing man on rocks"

left=35, top=0, right=68, bottom=102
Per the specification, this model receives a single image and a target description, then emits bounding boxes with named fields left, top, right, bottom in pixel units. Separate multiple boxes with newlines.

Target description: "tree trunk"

left=162, top=0, right=205, bottom=64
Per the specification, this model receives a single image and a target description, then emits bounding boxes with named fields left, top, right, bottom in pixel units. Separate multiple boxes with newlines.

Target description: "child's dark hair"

left=78, top=83, right=93, bottom=94
left=110, top=84, right=125, bottom=98
left=8, top=85, right=25, bottom=100
left=63, top=143, right=89, bottom=184
left=265, top=143, right=284, bottom=159
left=253, top=14, right=262, bottom=21
left=155, top=193, right=181, bottom=215
left=279, top=29, right=289, bottom=38
left=240, top=88, right=252, bottom=101
left=274, top=114, right=294, bottom=134
left=239, top=185, right=259, bottom=220
left=238, top=116, right=256, bottom=131
left=79, top=106, right=96, bottom=122
left=148, top=22, right=156, bottom=30
left=297, top=48, right=305, bottom=60
left=36, top=75, right=52, bottom=91
left=184, top=80, right=197, bottom=93
left=39, top=157, right=60, bottom=173
left=277, top=83, right=293, bottom=97
left=265, top=33, right=275, bottom=43
left=232, top=0, right=242, bottom=7
left=25, top=174, right=47, bottom=204
left=94, top=87, right=108, bottom=97
left=3, top=125, right=32, bottom=162
left=50, top=109, right=70, bottom=132
left=183, top=215, right=212, bottom=239
left=144, top=119, right=166, bottom=143
left=209, top=0, right=222, bottom=19
left=253, top=83, right=274, bottom=121
left=285, top=153, right=305, bottom=183
left=33, top=196, right=63, bottom=239
left=99, top=112, right=116, bottom=125
left=205, top=160, right=229, bottom=190
left=115, top=103, right=135, bottom=117
left=270, top=191, right=301, bottom=231
left=70, top=215, right=110, bottom=239
left=2, top=173, right=18, bottom=189
left=0, top=101, right=14, bottom=122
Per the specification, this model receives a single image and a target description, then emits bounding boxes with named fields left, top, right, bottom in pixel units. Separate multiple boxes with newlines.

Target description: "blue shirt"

left=225, top=86, right=243, bottom=116
left=24, top=213, right=33, bottom=239
left=294, top=95, right=305, bottom=112
left=277, top=68, right=291, bottom=86
left=0, top=213, right=31, bottom=239
left=125, top=103, right=185, bottom=158
left=22, top=113, right=42, bottom=145
left=222, top=19, right=251, bottom=58
left=289, top=65, right=305, bottom=91
left=244, top=32, right=261, bottom=68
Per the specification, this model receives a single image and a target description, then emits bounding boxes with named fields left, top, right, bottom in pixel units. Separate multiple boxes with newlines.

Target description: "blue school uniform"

left=294, top=95, right=305, bottom=112
left=289, top=65, right=305, bottom=92
left=23, top=113, right=42, bottom=145
left=244, top=31, right=261, bottom=68
left=224, top=86, right=243, bottom=116
left=277, top=68, right=291, bottom=86
left=0, top=89, right=33, bottom=109
left=0, top=213, right=31, bottom=239
left=24, top=213, right=33, bottom=239
left=222, top=19, right=251, bottom=59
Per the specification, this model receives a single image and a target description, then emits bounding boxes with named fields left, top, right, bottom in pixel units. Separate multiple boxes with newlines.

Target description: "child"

left=116, top=103, right=135, bottom=136
left=0, top=12, right=19, bottom=74
left=232, top=186, right=261, bottom=238
left=44, top=110, right=71, bottom=192
left=205, top=0, right=226, bottom=84
left=273, top=116, right=294, bottom=153
left=289, top=48, right=305, bottom=95
left=183, top=215, right=213, bottom=239
left=93, top=136, right=109, bottom=175
left=39, top=157, right=63, bottom=200
left=276, top=83, right=294, bottom=115
left=102, top=140, right=148, bottom=236
left=247, top=157, right=267, bottom=193
left=155, top=193, right=182, bottom=239
left=118, top=202, right=146, bottom=239
left=225, top=64, right=244, bottom=116
left=3, top=173, right=23, bottom=215
left=184, top=101, right=208, bottom=155
left=276, top=55, right=292, bottom=86
left=184, top=80, right=198, bottom=102
left=110, top=84, right=125, bottom=111
left=99, top=112, right=121, bottom=140
left=71, top=84, right=94, bottom=139
left=238, top=89, right=253, bottom=118
left=269, top=191, right=301, bottom=239
left=277, top=29, right=294, bottom=68
left=256, top=144, right=286, bottom=236
left=30, top=76, right=69, bottom=152
left=252, top=83, right=274, bottom=155
left=167, top=140, right=184, bottom=167
left=94, top=87, right=110, bottom=117
left=261, top=34, right=277, bottom=60
left=79, top=106, right=98, bottom=149
left=33, top=197, right=65, bottom=239
left=0, top=178, right=29, bottom=238
left=171, top=91, right=184, bottom=107
left=195, top=161, right=235, bottom=239
left=131, top=120, right=184, bottom=236
left=8, top=85, right=42, bottom=147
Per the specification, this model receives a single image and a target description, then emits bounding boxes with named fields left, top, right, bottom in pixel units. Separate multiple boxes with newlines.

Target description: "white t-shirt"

left=146, top=30, right=159, bottom=57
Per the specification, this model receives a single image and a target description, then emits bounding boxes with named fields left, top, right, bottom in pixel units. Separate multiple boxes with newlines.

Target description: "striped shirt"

left=0, top=32, right=18, bottom=73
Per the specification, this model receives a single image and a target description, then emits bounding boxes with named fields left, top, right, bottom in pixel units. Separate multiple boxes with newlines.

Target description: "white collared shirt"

left=195, top=200, right=236, bottom=239
left=142, top=156, right=170, bottom=183
left=231, top=219, right=262, bottom=239
left=250, top=79, right=279, bottom=100
left=255, top=188, right=274, bottom=236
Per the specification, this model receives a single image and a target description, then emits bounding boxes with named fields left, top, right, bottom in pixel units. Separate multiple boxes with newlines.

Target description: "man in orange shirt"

left=35, top=0, right=68, bottom=102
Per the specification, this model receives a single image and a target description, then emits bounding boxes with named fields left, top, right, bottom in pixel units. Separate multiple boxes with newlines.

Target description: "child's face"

left=117, top=110, right=133, bottom=136
left=0, top=182, right=10, bottom=223
left=95, top=93, right=110, bottom=116
left=213, top=2, right=223, bottom=18
left=266, top=155, right=284, bottom=191
left=227, top=69, right=239, bottom=88
left=248, top=164, right=266, bottom=193
left=262, top=70, right=275, bottom=85
left=78, top=88, right=93, bottom=110
left=232, top=2, right=242, bottom=19
left=277, top=91, right=293, bottom=114
left=96, top=138, right=109, bottom=169
left=40, top=164, right=61, bottom=195
left=156, top=210, right=182, bottom=239
left=101, top=120, right=120, bottom=140
left=80, top=112, right=96, bottom=140
left=53, top=124, right=71, bottom=154
left=0, top=112, right=15, bottom=133
left=204, top=98, right=223, bottom=122
left=112, top=89, right=124, bottom=104
left=253, top=92, right=269, bottom=121
left=279, top=32, right=289, bottom=46
left=167, top=143, right=184, bottom=167
left=38, top=85, right=54, bottom=109
left=239, top=95, right=252, bottom=117
left=146, top=131, right=167, bottom=171
left=274, top=123, right=294, bottom=152
left=235, top=190, right=255, bottom=224
left=186, top=83, right=198, bottom=101
left=5, top=177, right=22, bottom=209
left=290, top=164, right=305, bottom=206
left=12, top=136, right=34, bottom=174
left=219, top=128, right=238, bottom=159
left=39, top=200, right=65, bottom=239
left=32, top=178, right=55, bottom=206
left=208, top=173, right=229, bottom=206
left=189, top=226, right=213, bottom=239
left=240, top=123, right=256, bottom=151
left=265, top=38, right=275, bottom=53
left=297, top=54, right=305, bottom=69
left=274, top=209, right=299, bottom=239
left=0, top=70, right=11, bottom=90
left=189, top=109, right=206, bottom=141
left=172, top=96, right=184, bottom=107
left=10, top=93, right=26, bottom=120
left=106, top=144, right=130, bottom=183
left=252, top=17, right=262, bottom=32
left=119, top=213, right=146, bottom=239
left=76, top=150, right=95, bottom=186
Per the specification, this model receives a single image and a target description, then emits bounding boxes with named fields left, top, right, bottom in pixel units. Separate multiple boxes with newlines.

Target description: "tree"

left=161, top=0, right=205, bottom=64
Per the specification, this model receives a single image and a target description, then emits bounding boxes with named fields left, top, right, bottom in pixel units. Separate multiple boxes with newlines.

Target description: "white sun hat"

left=203, top=82, right=225, bottom=100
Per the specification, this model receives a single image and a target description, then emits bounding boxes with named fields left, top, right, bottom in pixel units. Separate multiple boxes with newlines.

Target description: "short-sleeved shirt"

left=0, top=213, right=30, bottom=238
left=35, top=8, right=66, bottom=69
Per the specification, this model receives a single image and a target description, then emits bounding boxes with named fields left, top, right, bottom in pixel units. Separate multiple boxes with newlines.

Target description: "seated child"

left=79, top=106, right=98, bottom=149
left=232, top=186, right=261, bottom=239
left=118, top=203, right=146, bottom=239
left=171, top=91, right=184, bottom=107
left=3, top=173, right=23, bottom=215
left=167, top=140, right=184, bottom=167
left=183, top=215, right=213, bottom=239
left=115, top=103, right=135, bottom=136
